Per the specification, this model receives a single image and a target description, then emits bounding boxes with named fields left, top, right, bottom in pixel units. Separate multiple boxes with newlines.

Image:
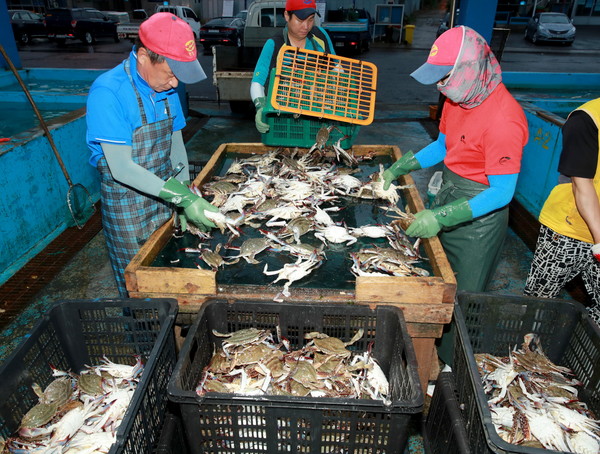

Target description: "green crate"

left=262, top=68, right=360, bottom=148
left=261, top=109, right=360, bottom=148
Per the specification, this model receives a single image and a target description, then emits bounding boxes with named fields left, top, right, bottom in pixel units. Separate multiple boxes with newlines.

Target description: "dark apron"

left=433, top=167, right=508, bottom=365
left=432, top=167, right=508, bottom=292
left=97, top=60, right=173, bottom=296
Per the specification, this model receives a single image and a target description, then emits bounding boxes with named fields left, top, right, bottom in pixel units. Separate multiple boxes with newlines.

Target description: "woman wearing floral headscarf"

left=383, top=25, right=528, bottom=294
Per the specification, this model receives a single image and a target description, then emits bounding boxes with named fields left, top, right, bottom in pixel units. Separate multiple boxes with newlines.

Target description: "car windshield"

left=205, top=17, right=234, bottom=26
left=132, top=10, right=147, bottom=20
left=540, top=14, right=570, bottom=24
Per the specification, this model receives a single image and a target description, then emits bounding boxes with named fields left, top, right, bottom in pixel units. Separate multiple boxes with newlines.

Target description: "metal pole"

left=569, top=0, right=577, bottom=19
left=532, top=0, right=538, bottom=17
left=450, top=0, right=456, bottom=27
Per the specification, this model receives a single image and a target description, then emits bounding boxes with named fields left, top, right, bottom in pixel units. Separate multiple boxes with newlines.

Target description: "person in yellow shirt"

left=524, top=98, right=600, bottom=326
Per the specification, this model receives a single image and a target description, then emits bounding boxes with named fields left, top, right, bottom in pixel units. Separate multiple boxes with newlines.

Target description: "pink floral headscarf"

left=437, top=26, right=502, bottom=109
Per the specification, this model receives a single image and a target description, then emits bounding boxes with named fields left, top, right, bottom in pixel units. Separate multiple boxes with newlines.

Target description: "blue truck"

left=321, top=8, right=373, bottom=55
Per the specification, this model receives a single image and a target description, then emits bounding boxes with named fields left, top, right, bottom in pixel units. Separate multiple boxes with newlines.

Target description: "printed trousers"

left=524, top=224, right=600, bottom=325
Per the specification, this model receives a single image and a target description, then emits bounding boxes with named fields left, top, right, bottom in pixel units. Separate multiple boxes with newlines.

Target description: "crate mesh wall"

left=0, top=299, right=177, bottom=454
left=453, top=292, right=600, bottom=454
left=169, top=300, right=423, bottom=454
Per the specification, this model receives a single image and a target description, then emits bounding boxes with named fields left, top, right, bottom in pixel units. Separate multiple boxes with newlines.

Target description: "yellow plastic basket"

left=270, top=45, right=377, bottom=126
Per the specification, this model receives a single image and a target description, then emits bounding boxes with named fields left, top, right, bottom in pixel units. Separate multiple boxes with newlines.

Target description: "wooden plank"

left=192, top=142, right=228, bottom=187
left=134, top=267, right=216, bottom=294
left=399, top=167, right=457, bottom=304
left=392, top=303, right=453, bottom=324
left=356, top=275, right=446, bottom=304
left=412, top=337, right=436, bottom=393
left=406, top=322, right=443, bottom=338
left=429, top=345, right=441, bottom=381
left=125, top=220, right=174, bottom=292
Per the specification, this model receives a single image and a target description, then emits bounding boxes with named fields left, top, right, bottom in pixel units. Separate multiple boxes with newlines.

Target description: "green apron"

left=433, top=167, right=508, bottom=292
left=433, top=167, right=509, bottom=365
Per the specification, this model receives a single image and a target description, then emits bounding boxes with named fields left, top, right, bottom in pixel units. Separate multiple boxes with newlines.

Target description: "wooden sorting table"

left=126, top=143, right=457, bottom=390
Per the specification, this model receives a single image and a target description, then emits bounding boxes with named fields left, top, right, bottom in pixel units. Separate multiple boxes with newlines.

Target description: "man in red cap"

left=250, top=0, right=335, bottom=133
left=86, top=12, right=218, bottom=296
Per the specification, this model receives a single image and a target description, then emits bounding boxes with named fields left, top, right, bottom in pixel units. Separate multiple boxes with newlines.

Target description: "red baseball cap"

left=286, top=0, right=320, bottom=20
left=411, top=26, right=464, bottom=85
left=139, top=13, right=206, bottom=84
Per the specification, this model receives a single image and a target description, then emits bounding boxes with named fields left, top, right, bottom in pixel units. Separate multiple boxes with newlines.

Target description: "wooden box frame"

left=126, top=143, right=456, bottom=389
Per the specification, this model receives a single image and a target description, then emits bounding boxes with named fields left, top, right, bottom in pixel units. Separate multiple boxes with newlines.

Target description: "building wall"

left=323, top=0, right=421, bottom=20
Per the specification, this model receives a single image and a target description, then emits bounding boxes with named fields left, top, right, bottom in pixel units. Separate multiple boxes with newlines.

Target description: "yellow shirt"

left=538, top=98, right=600, bottom=243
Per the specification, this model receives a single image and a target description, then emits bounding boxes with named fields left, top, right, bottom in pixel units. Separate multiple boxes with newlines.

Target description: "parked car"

left=200, top=17, right=245, bottom=53
left=235, top=10, right=248, bottom=23
left=45, top=8, right=119, bottom=45
left=116, top=9, right=148, bottom=41
left=155, top=5, right=201, bottom=38
left=9, top=9, right=46, bottom=44
left=102, top=11, right=130, bottom=25
left=436, top=9, right=459, bottom=38
left=131, top=9, right=148, bottom=21
left=524, top=12, right=576, bottom=45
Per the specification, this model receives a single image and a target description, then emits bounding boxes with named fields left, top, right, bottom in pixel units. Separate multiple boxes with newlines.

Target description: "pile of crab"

left=1, top=356, right=143, bottom=454
left=196, top=327, right=391, bottom=405
left=476, top=333, right=600, bottom=453
left=178, top=144, right=428, bottom=301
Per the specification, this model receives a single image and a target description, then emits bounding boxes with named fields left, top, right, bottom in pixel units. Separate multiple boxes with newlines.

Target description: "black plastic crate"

left=155, top=406, right=189, bottom=454
left=188, top=160, right=206, bottom=182
left=168, top=299, right=423, bottom=454
left=453, top=291, right=600, bottom=454
left=424, top=372, right=470, bottom=454
left=0, top=298, right=178, bottom=454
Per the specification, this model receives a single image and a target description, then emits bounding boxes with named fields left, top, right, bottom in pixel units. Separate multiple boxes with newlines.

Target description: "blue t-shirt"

left=86, top=49, right=186, bottom=167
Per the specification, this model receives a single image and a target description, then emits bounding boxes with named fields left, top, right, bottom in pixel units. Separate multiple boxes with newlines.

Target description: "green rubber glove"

left=383, top=151, right=421, bottom=190
left=159, top=178, right=218, bottom=230
left=405, top=198, right=473, bottom=238
left=254, top=97, right=270, bottom=134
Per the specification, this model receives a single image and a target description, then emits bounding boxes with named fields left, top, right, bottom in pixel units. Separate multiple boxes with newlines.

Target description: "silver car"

left=525, top=12, right=575, bottom=45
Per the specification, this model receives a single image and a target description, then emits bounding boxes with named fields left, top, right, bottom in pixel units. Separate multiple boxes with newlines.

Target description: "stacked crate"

left=261, top=45, right=377, bottom=148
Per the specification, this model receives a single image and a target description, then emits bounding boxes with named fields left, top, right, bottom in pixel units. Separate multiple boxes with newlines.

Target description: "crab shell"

left=41, top=377, right=73, bottom=407
left=20, top=402, right=58, bottom=429
left=311, top=337, right=352, bottom=358
left=239, top=237, right=270, bottom=263
left=212, top=328, right=271, bottom=347
left=78, top=372, right=104, bottom=396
